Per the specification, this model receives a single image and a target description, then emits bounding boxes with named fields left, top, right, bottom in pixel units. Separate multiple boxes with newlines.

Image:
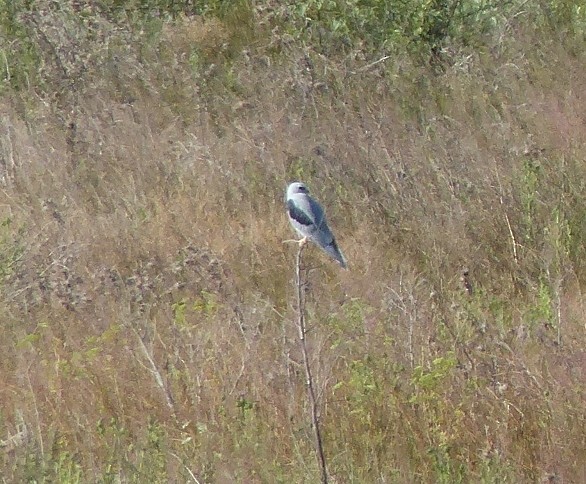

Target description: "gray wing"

left=287, top=193, right=326, bottom=237
left=287, top=193, right=347, bottom=269
left=287, top=198, right=315, bottom=230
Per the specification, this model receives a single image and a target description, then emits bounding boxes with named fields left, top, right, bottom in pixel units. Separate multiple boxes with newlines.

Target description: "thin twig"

left=26, top=367, right=42, bottom=458
left=169, top=452, right=201, bottom=483
left=494, top=162, right=519, bottom=264
left=133, top=326, right=176, bottom=416
left=295, top=243, right=328, bottom=484
left=349, top=55, right=391, bottom=75
left=503, top=208, right=519, bottom=264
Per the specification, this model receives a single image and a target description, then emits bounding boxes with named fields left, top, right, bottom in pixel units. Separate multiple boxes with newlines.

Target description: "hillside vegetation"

left=0, top=0, right=585, bottom=481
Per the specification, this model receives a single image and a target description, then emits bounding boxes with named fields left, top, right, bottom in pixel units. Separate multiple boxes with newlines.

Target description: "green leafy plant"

left=410, top=352, right=457, bottom=399
left=0, top=0, right=42, bottom=92
left=278, top=0, right=517, bottom=59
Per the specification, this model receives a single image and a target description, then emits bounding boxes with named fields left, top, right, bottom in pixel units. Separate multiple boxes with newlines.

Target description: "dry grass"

left=0, top=3, right=585, bottom=482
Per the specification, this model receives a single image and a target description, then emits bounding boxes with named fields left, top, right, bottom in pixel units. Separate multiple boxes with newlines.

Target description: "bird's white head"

left=287, top=182, right=309, bottom=198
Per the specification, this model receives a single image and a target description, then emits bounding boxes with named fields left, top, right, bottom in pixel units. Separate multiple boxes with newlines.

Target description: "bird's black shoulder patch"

left=287, top=199, right=313, bottom=226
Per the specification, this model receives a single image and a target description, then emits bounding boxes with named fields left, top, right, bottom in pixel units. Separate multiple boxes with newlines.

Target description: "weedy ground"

left=0, top=1, right=584, bottom=482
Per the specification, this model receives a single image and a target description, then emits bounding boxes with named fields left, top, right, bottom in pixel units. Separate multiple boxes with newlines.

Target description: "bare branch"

left=294, top=243, right=328, bottom=483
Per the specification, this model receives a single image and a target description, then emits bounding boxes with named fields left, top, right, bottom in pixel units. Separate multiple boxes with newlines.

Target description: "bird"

left=286, top=181, right=347, bottom=269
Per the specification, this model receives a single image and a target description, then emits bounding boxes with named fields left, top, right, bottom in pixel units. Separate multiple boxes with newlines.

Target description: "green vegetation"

left=0, top=0, right=584, bottom=481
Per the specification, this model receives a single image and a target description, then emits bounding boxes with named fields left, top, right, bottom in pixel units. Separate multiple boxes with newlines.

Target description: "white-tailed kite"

left=286, top=182, right=347, bottom=269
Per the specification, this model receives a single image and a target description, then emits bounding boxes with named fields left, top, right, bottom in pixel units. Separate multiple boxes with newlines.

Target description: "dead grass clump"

left=162, top=15, right=231, bottom=60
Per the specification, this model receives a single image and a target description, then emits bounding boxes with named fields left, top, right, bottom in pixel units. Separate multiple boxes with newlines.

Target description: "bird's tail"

left=324, top=239, right=347, bottom=269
